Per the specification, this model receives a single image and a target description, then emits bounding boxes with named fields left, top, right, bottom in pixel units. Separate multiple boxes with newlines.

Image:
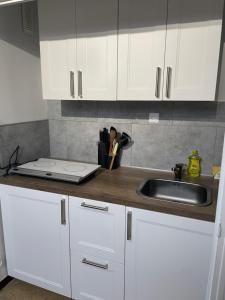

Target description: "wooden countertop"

left=0, top=167, right=218, bottom=222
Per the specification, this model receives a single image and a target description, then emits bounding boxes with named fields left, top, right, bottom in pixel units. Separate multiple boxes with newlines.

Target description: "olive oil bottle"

left=187, top=150, right=201, bottom=178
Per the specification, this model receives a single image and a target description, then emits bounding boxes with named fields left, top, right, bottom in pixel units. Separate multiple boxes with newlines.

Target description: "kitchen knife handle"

left=70, top=71, right=75, bottom=98
left=61, top=199, right=66, bottom=225
left=127, top=211, right=132, bottom=240
left=155, top=67, right=162, bottom=99
left=78, top=70, right=83, bottom=99
left=166, top=67, right=172, bottom=99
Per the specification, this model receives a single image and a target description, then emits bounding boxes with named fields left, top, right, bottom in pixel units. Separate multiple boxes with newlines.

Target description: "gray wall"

left=0, top=120, right=50, bottom=174
left=0, top=2, right=46, bottom=125
left=0, top=2, right=49, bottom=171
left=47, top=101, right=225, bottom=175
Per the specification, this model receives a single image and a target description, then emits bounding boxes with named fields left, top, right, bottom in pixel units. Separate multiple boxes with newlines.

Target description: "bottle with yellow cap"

left=187, top=150, right=201, bottom=178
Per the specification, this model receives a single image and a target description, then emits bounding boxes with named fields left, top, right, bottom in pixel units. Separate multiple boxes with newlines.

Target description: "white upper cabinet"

left=38, top=0, right=223, bottom=101
left=38, top=0, right=76, bottom=100
left=38, top=0, right=118, bottom=101
left=117, top=0, right=167, bottom=100
left=164, top=0, right=223, bottom=101
left=76, top=0, right=118, bottom=100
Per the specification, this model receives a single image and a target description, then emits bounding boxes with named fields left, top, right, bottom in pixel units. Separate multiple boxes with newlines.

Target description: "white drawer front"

left=71, top=252, right=124, bottom=300
left=69, top=197, right=125, bottom=264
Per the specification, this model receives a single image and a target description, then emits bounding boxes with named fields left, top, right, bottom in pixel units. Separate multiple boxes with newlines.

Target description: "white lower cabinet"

left=125, top=207, right=214, bottom=300
left=0, top=186, right=216, bottom=300
left=0, top=186, right=71, bottom=297
left=69, top=197, right=125, bottom=300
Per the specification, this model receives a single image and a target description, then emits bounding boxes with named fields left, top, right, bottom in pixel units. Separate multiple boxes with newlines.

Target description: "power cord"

left=0, top=145, right=20, bottom=174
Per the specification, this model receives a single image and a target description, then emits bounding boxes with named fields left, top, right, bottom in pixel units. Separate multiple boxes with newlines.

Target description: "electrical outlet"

left=149, top=113, right=159, bottom=124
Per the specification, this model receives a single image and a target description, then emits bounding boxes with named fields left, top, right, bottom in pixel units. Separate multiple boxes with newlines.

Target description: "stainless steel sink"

left=137, top=179, right=211, bottom=206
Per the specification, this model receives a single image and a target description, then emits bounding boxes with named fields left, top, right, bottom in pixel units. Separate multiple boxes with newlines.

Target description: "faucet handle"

left=172, top=163, right=186, bottom=170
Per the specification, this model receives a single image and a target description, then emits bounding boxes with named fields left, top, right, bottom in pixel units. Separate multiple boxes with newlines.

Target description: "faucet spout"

left=172, top=163, right=184, bottom=181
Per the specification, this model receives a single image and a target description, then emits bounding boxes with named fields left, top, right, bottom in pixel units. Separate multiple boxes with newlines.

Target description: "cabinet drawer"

left=69, top=197, right=125, bottom=263
left=71, top=251, right=124, bottom=300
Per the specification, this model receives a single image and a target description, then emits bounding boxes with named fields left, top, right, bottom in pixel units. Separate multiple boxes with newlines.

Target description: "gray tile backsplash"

left=0, top=120, right=50, bottom=170
left=48, top=101, right=225, bottom=175
left=49, top=119, right=67, bottom=159
left=61, top=101, right=174, bottom=122
left=132, top=124, right=217, bottom=174
left=214, top=126, right=225, bottom=165
left=49, top=119, right=132, bottom=166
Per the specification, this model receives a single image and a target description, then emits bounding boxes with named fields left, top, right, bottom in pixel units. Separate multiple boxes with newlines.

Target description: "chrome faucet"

left=172, top=163, right=184, bottom=181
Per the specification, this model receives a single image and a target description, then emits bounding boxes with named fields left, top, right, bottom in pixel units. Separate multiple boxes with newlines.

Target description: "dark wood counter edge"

left=0, top=167, right=218, bottom=223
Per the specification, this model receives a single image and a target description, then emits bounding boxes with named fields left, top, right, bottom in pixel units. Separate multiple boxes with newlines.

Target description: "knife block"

left=98, top=142, right=121, bottom=170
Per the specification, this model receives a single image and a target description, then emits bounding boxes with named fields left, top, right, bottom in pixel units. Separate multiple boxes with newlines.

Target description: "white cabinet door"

left=117, top=0, right=167, bottom=100
left=38, top=0, right=76, bottom=100
left=0, top=186, right=71, bottom=298
left=70, top=197, right=125, bottom=300
left=76, top=0, right=118, bottom=100
left=125, top=207, right=214, bottom=300
left=164, top=0, right=223, bottom=101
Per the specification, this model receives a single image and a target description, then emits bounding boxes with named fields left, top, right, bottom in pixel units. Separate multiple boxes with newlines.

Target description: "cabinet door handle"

left=155, top=67, right=162, bottom=99
left=70, top=71, right=75, bottom=98
left=127, top=211, right=132, bottom=240
left=61, top=199, right=66, bottom=225
left=81, top=202, right=109, bottom=212
left=166, top=67, right=172, bottom=99
left=82, top=258, right=108, bottom=270
left=78, top=70, right=83, bottom=99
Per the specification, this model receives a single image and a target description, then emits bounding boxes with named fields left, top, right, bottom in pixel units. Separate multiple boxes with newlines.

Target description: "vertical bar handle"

left=127, top=211, right=132, bottom=241
left=166, top=67, right=172, bottom=99
left=78, top=70, right=83, bottom=99
left=61, top=199, right=66, bottom=225
left=70, top=71, right=75, bottom=98
left=155, top=67, right=162, bottom=99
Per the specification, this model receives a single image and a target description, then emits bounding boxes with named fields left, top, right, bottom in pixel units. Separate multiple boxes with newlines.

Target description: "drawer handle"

left=155, top=67, right=162, bottom=99
left=61, top=199, right=66, bottom=225
left=127, top=211, right=132, bottom=240
left=166, top=67, right=172, bottom=99
left=81, top=202, right=109, bottom=212
left=82, top=258, right=108, bottom=270
left=70, top=71, right=75, bottom=98
left=78, top=70, right=83, bottom=99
